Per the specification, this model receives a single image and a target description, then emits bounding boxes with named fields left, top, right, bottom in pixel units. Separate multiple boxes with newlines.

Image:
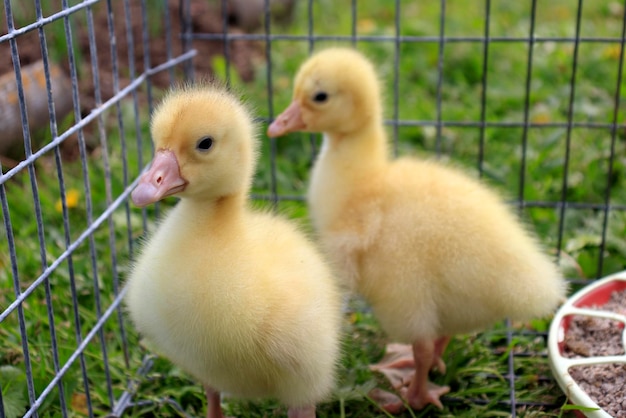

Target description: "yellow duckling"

left=268, top=47, right=567, bottom=412
left=126, top=83, right=342, bottom=418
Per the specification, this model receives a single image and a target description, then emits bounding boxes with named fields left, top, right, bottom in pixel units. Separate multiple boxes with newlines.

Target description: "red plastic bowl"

left=548, top=270, right=626, bottom=418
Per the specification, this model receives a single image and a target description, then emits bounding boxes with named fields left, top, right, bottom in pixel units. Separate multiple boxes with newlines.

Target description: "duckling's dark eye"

left=312, top=91, right=328, bottom=103
left=196, top=136, right=214, bottom=152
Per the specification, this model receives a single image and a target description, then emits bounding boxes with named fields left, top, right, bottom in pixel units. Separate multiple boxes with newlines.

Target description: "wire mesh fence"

left=1, top=0, right=625, bottom=417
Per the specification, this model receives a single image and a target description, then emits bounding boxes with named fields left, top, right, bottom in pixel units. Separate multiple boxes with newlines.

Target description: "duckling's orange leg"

left=204, top=386, right=225, bottom=418
left=400, top=340, right=450, bottom=410
left=287, top=405, right=316, bottom=418
left=432, top=336, right=451, bottom=374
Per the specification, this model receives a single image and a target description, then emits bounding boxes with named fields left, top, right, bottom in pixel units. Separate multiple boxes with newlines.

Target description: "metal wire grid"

left=0, top=0, right=194, bottom=417
left=0, top=0, right=625, bottom=417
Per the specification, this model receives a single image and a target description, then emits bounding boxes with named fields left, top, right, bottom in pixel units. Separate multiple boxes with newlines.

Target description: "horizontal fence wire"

left=191, top=33, right=626, bottom=43
left=0, top=50, right=196, bottom=186
left=0, top=0, right=99, bottom=44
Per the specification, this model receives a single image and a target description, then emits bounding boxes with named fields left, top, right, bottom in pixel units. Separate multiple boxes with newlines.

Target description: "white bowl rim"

left=548, top=269, right=626, bottom=418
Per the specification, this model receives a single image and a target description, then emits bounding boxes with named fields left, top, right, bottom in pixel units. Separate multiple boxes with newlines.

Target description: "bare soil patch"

left=563, top=289, right=626, bottom=417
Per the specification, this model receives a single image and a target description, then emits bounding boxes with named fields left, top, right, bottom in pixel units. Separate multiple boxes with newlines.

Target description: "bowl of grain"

left=548, top=270, right=626, bottom=418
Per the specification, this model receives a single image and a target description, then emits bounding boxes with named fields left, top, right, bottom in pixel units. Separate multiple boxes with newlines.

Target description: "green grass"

left=1, top=0, right=626, bottom=417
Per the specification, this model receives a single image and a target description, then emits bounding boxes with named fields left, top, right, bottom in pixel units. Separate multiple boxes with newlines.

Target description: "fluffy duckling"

left=268, top=48, right=567, bottom=412
left=126, top=83, right=341, bottom=418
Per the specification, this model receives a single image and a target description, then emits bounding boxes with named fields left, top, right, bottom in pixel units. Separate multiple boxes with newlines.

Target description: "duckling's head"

left=132, top=84, right=258, bottom=207
left=268, top=47, right=383, bottom=137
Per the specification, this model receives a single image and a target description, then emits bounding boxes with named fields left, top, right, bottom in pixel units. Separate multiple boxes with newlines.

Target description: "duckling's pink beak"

left=131, top=149, right=187, bottom=207
left=267, top=101, right=306, bottom=137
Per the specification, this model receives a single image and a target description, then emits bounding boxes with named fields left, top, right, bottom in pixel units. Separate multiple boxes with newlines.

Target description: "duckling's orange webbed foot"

left=369, top=343, right=415, bottom=389
left=369, top=338, right=451, bottom=412
left=368, top=388, right=406, bottom=414
left=401, top=378, right=450, bottom=410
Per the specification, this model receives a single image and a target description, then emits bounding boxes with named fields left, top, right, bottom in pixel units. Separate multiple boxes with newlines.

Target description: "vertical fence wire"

left=598, top=0, right=626, bottom=279
left=392, top=0, right=400, bottom=156
left=181, top=0, right=193, bottom=80
left=351, top=0, right=357, bottom=46
left=507, top=2, right=539, bottom=415
left=25, top=68, right=62, bottom=414
left=3, top=1, right=40, bottom=414
left=140, top=1, right=153, bottom=121
left=0, top=130, right=37, bottom=418
left=555, top=0, right=584, bottom=272
left=477, top=0, right=491, bottom=178
left=306, top=0, right=317, bottom=158
left=221, top=0, right=231, bottom=86
left=34, top=1, right=68, bottom=414
left=0, top=149, right=5, bottom=418
left=123, top=0, right=148, bottom=232
left=519, top=0, right=537, bottom=210
left=434, top=0, right=446, bottom=156
left=164, top=0, right=175, bottom=83
left=0, top=174, right=25, bottom=418
left=61, top=6, right=96, bottom=413
left=84, top=3, right=117, bottom=407
left=140, top=0, right=158, bottom=222
left=264, top=0, right=278, bottom=209
left=57, top=177, right=94, bottom=418
left=106, top=0, right=134, bottom=265
left=506, top=315, right=517, bottom=417
left=105, top=0, right=133, bottom=372
left=307, top=0, right=314, bottom=52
